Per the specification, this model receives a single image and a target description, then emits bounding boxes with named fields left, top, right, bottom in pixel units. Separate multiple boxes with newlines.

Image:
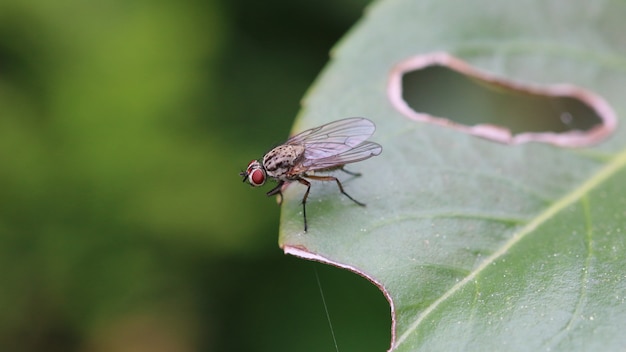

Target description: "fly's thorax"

left=262, top=144, right=305, bottom=179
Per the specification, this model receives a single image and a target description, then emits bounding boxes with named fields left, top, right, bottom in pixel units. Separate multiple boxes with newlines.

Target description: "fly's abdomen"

left=263, top=145, right=305, bottom=179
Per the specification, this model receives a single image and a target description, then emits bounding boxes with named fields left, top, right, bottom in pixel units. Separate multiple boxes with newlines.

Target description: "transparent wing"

left=290, top=141, right=382, bottom=174
left=285, top=117, right=376, bottom=160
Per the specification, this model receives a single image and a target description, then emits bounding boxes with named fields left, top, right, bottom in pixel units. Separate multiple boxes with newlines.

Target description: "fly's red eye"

left=249, top=169, right=265, bottom=186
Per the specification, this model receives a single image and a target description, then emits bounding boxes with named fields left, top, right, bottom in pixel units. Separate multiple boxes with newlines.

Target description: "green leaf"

left=278, top=0, right=626, bottom=350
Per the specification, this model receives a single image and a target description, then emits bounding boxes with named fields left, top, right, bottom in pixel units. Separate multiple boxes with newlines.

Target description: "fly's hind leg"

left=306, top=174, right=365, bottom=207
left=339, top=166, right=361, bottom=177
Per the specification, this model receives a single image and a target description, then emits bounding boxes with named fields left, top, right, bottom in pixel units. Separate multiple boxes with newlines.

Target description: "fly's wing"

left=285, top=118, right=376, bottom=160
left=290, top=141, right=382, bottom=174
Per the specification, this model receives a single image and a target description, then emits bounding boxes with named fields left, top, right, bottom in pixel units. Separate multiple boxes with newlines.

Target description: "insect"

left=240, top=117, right=382, bottom=232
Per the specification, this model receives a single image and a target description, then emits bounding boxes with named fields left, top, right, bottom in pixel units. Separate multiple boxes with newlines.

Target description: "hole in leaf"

left=388, top=53, right=617, bottom=147
left=402, top=66, right=601, bottom=134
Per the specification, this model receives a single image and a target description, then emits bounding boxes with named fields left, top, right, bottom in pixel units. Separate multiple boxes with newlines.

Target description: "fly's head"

left=240, top=160, right=266, bottom=187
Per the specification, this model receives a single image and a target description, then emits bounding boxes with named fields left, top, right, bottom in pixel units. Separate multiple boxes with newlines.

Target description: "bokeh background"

left=0, top=0, right=391, bottom=351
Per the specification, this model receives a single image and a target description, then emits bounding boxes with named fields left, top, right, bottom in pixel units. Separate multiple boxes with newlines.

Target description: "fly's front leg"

left=266, top=181, right=284, bottom=205
left=295, top=177, right=311, bottom=232
left=306, top=174, right=365, bottom=207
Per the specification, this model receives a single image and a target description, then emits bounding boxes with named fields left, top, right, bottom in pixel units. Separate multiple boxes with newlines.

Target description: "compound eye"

left=249, top=168, right=266, bottom=186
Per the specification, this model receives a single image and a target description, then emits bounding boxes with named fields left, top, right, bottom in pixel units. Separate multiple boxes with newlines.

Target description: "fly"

left=240, top=117, right=382, bottom=232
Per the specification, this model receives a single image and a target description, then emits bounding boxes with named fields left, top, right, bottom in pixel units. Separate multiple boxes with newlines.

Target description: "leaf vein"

left=393, top=150, right=626, bottom=349
left=370, top=211, right=529, bottom=231
left=543, top=195, right=595, bottom=348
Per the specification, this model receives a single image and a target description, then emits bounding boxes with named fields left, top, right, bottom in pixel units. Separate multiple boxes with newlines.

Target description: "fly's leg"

left=266, top=181, right=284, bottom=205
left=267, top=179, right=310, bottom=231
left=296, top=178, right=312, bottom=232
left=339, top=166, right=361, bottom=177
left=306, top=174, right=366, bottom=207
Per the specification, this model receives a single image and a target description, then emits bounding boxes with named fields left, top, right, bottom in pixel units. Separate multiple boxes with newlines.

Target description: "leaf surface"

left=279, top=1, right=626, bottom=350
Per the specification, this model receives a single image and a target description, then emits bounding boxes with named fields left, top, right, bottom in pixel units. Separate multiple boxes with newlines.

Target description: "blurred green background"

left=0, top=0, right=390, bottom=351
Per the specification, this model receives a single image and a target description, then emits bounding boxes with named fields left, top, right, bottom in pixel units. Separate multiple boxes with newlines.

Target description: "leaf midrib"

left=393, top=148, right=626, bottom=349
